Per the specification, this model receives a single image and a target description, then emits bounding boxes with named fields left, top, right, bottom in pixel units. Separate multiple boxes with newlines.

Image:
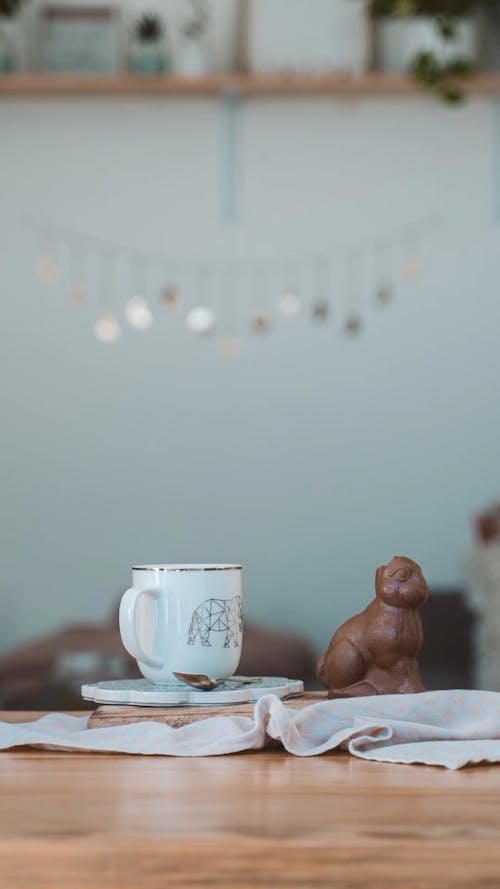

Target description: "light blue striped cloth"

left=2, top=690, right=500, bottom=769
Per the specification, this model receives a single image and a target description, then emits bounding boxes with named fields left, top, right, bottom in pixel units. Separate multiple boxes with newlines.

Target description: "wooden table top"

left=0, top=711, right=499, bottom=889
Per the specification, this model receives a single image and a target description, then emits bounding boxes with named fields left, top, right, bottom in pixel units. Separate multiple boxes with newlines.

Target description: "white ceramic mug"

left=119, top=564, right=243, bottom=683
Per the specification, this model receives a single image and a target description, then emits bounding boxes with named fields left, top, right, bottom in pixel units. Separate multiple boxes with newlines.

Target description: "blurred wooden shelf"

left=0, top=72, right=500, bottom=98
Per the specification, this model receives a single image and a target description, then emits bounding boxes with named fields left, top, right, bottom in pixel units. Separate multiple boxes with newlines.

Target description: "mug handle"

left=119, top=586, right=164, bottom=669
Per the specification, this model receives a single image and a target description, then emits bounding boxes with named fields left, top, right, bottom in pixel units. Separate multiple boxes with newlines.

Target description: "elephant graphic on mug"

left=187, top=595, right=242, bottom=648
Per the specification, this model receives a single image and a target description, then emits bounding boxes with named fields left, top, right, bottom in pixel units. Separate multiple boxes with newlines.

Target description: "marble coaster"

left=81, top=676, right=304, bottom=707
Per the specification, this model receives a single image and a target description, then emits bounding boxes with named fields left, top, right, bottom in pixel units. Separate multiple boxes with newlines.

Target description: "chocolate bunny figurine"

left=317, top=556, right=429, bottom=698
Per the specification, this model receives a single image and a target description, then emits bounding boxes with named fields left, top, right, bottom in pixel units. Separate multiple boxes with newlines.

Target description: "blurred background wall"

left=1, top=0, right=500, bottom=664
left=2, top=94, right=499, bottom=656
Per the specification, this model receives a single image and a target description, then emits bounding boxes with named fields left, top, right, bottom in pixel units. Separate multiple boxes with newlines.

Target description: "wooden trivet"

left=88, top=691, right=324, bottom=729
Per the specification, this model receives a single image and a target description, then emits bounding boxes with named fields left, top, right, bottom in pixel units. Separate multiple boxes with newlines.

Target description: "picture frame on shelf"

left=246, top=0, right=369, bottom=75
left=38, top=5, right=121, bottom=73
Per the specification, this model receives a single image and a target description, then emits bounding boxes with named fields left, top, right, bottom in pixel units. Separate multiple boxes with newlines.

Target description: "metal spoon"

left=173, top=671, right=262, bottom=691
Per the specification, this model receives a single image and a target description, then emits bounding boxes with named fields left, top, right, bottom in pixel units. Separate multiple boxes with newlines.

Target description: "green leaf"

left=437, top=85, right=466, bottom=103
left=436, top=14, right=457, bottom=40
left=445, top=57, right=474, bottom=76
left=394, top=0, right=417, bottom=14
left=410, top=51, right=442, bottom=86
left=369, top=1, right=479, bottom=17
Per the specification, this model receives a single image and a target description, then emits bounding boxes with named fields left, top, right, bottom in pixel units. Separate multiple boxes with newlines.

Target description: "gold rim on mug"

left=132, top=564, right=242, bottom=572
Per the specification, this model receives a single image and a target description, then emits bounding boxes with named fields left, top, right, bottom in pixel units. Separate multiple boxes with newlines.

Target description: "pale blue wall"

left=1, top=95, right=499, bottom=655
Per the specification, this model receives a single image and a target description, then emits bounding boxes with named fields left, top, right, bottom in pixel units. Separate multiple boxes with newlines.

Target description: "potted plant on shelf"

left=130, top=12, right=170, bottom=75
left=371, top=0, right=480, bottom=101
left=0, top=0, right=23, bottom=73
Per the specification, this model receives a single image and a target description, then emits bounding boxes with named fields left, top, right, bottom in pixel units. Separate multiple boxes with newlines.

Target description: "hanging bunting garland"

left=249, top=268, right=271, bottom=333
left=403, top=257, right=421, bottom=281
left=375, top=283, right=393, bottom=305
left=36, top=253, right=58, bottom=284
left=277, top=256, right=302, bottom=319
left=342, top=250, right=363, bottom=337
left=160, top=285, right=180, bottom=308
left=312, top=300, right=330, bottom=322
left=93, top=248, right=121, bottom=343
left=125, top=297, right=153, bottom=330
left=219, top=335, right=241, bottom=358
left=344, top=315, right=363, bottom=336
left=68, top=284, right=86, bottom=307
left=251, top=313, right=271, bottom=333
left=186, top=306, right=216, bottom=336
left=402, top=227, right=422, bottom=281
left=66, top=239, right=87, bottom=307
left=372, top=236, right=394, bottom=308
left=279, top=292, right=301, bottom=318
left=27, top=213, right=438, bottom=352
left=310, top=255, right=331, bottom=323
left=94, top=312, right=121, bottom=343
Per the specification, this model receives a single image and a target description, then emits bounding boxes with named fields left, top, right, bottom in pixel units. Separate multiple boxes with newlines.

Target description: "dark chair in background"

left=420, top=588, right=476, bottom=690
left=0, top=615, right=317, bottom=710
left=0, top=588, right=475, bottom=709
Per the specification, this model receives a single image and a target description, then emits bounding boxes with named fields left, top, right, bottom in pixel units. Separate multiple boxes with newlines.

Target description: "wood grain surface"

left=1, top=73, right=500, bottom=98
left=88, top=691, right=322, bottom=728
left=0, top=711, right=499, bottom=889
